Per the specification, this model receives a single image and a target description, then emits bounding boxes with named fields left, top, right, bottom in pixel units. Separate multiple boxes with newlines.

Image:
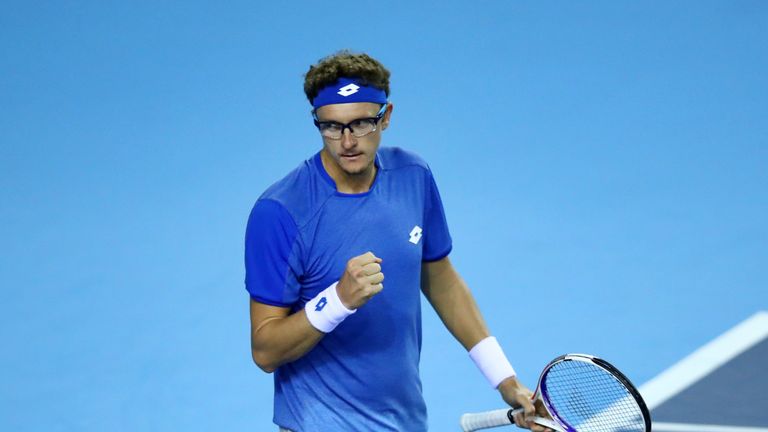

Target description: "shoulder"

left=254, top=155, right=333, bottom=228
left=378, top=146, right=433, bottom=175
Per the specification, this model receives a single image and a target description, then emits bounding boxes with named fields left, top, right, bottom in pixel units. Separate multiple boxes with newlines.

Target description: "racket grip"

left=461, top=408, right=565, bottom=432
left=512, top=408, right=565, bottom=432
left=460, top=408, right=513, bottom=431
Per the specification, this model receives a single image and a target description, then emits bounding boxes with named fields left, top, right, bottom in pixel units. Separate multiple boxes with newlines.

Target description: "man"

left=245, top=50, right=546, bottom=431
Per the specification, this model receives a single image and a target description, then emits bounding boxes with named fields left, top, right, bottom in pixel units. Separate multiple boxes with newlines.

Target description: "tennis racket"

left=460, top=354, right=651, bottom=432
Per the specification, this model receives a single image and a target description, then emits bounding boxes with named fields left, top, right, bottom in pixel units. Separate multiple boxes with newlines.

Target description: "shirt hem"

left=247, top=291, right=293, bottom=308
left=422, top=244, right=452, bottom=262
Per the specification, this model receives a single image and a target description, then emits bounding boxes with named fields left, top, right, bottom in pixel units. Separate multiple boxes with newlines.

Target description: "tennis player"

left=245, top=50, right=547, bottom=431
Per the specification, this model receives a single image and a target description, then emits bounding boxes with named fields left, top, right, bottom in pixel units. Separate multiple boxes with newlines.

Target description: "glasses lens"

left=350, top=119, right=376, bottom=137
left=318, top=123, right=343, bottom=139
left=316, top=116, right=380, bottom=139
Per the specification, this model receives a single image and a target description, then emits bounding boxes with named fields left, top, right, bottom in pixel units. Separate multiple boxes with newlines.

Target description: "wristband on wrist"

left=304, top=282, right=356, bottom=333
left=469, top=336, right=517, bottom=388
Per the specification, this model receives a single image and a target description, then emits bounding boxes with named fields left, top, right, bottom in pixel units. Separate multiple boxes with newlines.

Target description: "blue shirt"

left=244, top=147, right=452, bottom=431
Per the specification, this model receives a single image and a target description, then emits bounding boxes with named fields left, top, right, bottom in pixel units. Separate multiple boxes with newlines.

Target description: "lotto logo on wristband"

left=315, top=297, right=328, bottom=311
left=305, top=282, right=355, bottom=333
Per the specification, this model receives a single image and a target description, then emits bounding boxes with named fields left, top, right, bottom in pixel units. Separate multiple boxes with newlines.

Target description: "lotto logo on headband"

left=312, top=77, right=387, bottom=109
left=337, top=83, right=360, bottom=97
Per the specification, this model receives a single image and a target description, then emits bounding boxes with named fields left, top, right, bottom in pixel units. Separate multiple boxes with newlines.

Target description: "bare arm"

left=420, top=256, right=489, bottom=350
left=249, top=300, right=323, bottom=373
left=249, top=251, right=385, bottom=373
left=421, top=256, right=549, bottom=432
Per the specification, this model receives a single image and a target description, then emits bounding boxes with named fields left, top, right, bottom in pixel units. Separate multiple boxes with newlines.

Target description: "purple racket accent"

left=459, top=354, right=650, bottom=432
left=537, top=355, right=650, bottom=432
left=541, top=375, right=579, bottom=432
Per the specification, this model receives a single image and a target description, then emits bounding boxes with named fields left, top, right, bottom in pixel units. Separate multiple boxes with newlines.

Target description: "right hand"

left=498, top=377, right=553, bottom=432
left=336, top=251, right=384, bottom=309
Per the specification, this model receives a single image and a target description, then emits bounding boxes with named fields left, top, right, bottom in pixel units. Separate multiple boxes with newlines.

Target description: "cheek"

left=322, top=140, right=340, bottom=154
left=366, top=135, right=382, bottom=151
left=359, top=131, right=382, bottom=148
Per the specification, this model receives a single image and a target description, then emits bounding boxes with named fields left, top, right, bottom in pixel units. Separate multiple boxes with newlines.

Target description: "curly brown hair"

left=303, top=50, right=391, bottom=105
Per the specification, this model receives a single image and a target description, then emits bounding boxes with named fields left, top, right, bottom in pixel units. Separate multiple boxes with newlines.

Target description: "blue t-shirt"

left=244, top=147, right=452, bottom=431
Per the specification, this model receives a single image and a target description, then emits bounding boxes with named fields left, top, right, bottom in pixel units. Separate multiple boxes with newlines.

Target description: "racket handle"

left=511, top=408, right=565, bottom=432
left=461, top=408, right=565, bottom=432
left=460, top=408, right=513, bottom=431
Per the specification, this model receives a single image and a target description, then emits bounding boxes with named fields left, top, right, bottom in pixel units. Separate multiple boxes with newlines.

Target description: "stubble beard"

left=340, top=157, right=371, bottom=177
left=322, top=144, right=377, bottom=184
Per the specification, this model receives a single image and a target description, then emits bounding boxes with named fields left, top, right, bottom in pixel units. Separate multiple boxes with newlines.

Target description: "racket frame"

left=462, top=353, right=652, bottom=432
left=536, top=353, right=652, bottom=432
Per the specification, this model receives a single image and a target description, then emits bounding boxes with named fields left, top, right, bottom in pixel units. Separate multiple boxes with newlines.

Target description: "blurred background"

left=1, top=1, right=766, bottom=430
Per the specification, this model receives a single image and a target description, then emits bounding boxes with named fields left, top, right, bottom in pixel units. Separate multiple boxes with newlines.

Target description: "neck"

left=320, top=150, right=377, bottom=194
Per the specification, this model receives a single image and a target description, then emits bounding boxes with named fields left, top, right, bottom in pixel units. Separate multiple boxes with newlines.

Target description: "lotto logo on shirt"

left=409, top=226, right=423, bottom=244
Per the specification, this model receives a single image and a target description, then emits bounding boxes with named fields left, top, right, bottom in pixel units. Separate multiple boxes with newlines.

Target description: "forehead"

left=314, top=102, right=381, bottom=122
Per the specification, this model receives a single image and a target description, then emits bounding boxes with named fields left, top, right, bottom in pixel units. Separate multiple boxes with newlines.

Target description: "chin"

left=341, top=165, right=369, bottom=176
left=338, top=157, right=372, bottom=176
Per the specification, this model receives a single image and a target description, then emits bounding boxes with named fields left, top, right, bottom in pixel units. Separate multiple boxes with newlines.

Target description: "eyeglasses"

left=312, top=104, right=387, bottom=140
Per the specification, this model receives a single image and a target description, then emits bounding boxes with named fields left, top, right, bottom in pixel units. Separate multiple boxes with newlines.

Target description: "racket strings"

left=543, top=360, right=645, bottom=432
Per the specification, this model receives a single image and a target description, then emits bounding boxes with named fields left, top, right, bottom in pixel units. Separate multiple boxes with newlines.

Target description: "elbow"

left=258, top=363, right=278, bottom=374
left=251, top=349, right=279, bottom=373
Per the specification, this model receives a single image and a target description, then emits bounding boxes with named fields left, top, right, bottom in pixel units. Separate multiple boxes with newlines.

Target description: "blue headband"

left=312, top=77, right=388, bottom=109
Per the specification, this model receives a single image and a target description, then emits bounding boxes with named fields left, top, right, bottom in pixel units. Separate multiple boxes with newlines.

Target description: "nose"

left=340, top=128, right=357, bottom=149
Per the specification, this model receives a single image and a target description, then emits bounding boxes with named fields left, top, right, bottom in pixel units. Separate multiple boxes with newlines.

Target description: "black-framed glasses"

left=312, top=104, right=387, bottom=140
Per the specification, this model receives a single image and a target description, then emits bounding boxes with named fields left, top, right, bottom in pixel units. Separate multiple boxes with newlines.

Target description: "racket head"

left=536, top=354, right=651, bottom=432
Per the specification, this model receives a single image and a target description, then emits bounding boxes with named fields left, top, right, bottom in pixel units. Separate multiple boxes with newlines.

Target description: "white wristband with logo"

left=469, top=336, right=517, bottom=388
left=304, top=282, right=356, bottom=333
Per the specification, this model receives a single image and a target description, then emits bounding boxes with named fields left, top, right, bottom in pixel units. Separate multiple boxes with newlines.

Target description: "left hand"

left=497, top=376, right=553, bottom=432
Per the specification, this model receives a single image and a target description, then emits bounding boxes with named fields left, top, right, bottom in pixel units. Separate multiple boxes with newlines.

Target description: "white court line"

left=639, top=311, right=768, bottom=410
left=653, top=422, right=768, bottom=432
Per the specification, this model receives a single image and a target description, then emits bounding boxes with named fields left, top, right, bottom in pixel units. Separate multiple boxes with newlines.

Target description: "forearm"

left=422, top=260, right=489, bottom=350
left=251, top=309, right=323, bottom=373
left=250, top=253, right=379, bottom=373
left=422, top=260, right=523, bottom=400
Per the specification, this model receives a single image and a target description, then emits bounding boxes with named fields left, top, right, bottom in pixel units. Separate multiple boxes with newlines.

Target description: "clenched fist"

left=337, top=251, right=384, bottom=309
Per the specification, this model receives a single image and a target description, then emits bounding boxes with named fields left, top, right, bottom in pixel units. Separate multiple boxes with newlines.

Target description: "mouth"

left=340, top=153, right=363, bottom=161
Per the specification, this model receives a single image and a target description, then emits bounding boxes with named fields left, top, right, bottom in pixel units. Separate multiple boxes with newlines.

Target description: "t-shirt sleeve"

left=422, top=167, right=453, bottom=261
left=244, top=199, right=303, bottom=307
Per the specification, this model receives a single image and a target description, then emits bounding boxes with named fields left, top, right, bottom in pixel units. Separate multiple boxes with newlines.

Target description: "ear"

left=381, top=102, right=394, bottom=130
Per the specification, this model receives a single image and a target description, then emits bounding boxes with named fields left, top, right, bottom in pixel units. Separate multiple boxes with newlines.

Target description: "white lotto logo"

left=409, top=226, right=423, bottom=244
left=337, top=83, right=360, bottom=97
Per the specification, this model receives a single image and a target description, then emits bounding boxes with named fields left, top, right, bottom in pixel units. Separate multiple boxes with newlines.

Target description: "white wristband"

left=304, top=282, right=356, bottom=333
left=469, top=336, right=517, bottom=388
